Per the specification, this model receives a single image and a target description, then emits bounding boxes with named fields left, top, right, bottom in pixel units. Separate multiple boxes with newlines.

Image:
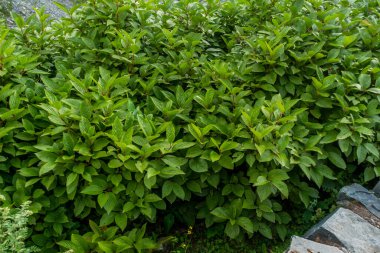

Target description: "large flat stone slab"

left=287, top=235, right=346, bottom=253
left=338, top=183, right=380, bottom=219
left=338, top=199, right=380, bottom=228
left=305, top=208, right=380, bottom=253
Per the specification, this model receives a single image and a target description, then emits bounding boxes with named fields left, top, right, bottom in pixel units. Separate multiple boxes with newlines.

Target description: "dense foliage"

left=0, top=0, right=379, bottom=252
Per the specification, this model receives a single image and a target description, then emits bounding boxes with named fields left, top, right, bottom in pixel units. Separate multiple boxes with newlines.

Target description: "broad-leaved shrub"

left=0, top=0, right=379, bottom=251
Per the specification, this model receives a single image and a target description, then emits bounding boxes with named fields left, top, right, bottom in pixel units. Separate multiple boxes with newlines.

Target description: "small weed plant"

left=0, top=196, right=39, bottom=253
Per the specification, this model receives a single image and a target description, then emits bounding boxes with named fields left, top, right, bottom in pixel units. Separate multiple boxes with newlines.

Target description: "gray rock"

left=374, top=181, right=380, bottom=198
left=305, top=208, right=380, bottom=253
left=338, top=183, right=380, bottom=219
left=338, top=199, right=380, bottom=228
left=1, top=0, right=75, bottom=26
left=287, top=236, right=346, bottom=253
left=304, top=211, right=346, bottom=249
left=11, top=0, right=74, bottom=19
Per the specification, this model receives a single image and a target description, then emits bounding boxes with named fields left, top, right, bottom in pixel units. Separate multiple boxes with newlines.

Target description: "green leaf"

left=210, top=151, right=221, bottom=162
left=257, top=184, right=272, bottom=202
left=207, top=174, right=220, bottom=188
left=186, top=181, right=202, bottom=193
left=344, top=34, right=358, bottom=47
left=172, top=183, right=185, bottom=200
left=364, top=167, right=375, bottom=182
left=189, top=158, right=208, bottom=173
left=220, top=141, right=239, bottom=152
left=162, top=181, right=173, bottom=198
left=22, top=118, right=35, bottom=133
left=98, top=193, right=108, bottom=208
left=98, top=241, right=113, bottom=253
left=20, top=168, right=39, bottom=177
left=268, top=170, right=289, bottom=182
left=160, top=167, right=185, bottom=178
left=108, top=159, right=123, bottom=168
left=218, top=155, right=234, bottom=169
left=188, top=124, right=202, bottom=142
left=293, top=0, right=304, bottom=12
left=145, top=194, right=162, bottom=202
left=123, top=202, right=135, bottom=213
left=299, top=191, right=310, bottom=207
left=67, top=173, right=78, bottom=187
left=39, top=162, right=56, bottom=176
left=364, top=143, right=379, bottom=158
left=104, top=192, right=117, bottom=214
left=252, top=63, right=265, bottom=72
left=113, top=236, right=132, bottom=249
left=57, top=240, right=77, bottom=251
left=315, top=165, right=336, bottom=180
left=0, top=126, right=18, bottom=139
left=81, top=185, right=106, bottom=195
left=358, top=74, right=371, bottom=89
left=272, top=181, right=289, bottom=198
left=276, top=224, right=287, bottom=241
left=232, top=184, right=244, bottom=197
left=173, top=142, right=196, bottom=150
left=115, top=213, right=128, bottom=231
left=237, top=217, right=254, bottom=233
left=93, top=138, right=110, bottom=151
left=254, top=176, right=269, bottom=186
left=36, top=151, right=57, bottom=163
left=162, top=156, right=187, bottom=167
left=44, top=209, right=69, bottom=223
left=225, top=222, right=240, bottom=239
left=271, top=44, right=284, bottom=59
left=166, top=122, right=175, bottom=143
left=356, top=145, right=367, bottom=164
left=211, top=207, right=229, bottom=220
left=368, top=88, right=380, bottom=94
left=112, top=117, right=124, bottom=140
left=135, top=238, right=157, bottom=250
left=63, top=133, right=76, bottom=154
left=327, top=151, right=346, bottom=169
left=259, top=223, right=272, bottom=239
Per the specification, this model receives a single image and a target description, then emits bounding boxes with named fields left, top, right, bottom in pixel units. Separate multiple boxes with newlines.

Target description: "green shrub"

left=0, top=0, right=379, bottom=251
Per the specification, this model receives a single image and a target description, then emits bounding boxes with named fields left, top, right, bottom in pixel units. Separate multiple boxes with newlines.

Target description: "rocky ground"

left=0, top=0, right=75, bottom=25
left=287, top=182, right=380, bottom=253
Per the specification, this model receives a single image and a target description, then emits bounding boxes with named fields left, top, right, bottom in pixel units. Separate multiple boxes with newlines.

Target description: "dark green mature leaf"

left=257, top=184, right=273, bottom=202
left=211, top=207, right=229, bottom=220
left=272, top=181, right=289, bottom=198
left=172, top=183, right=185, bottom=200
left=189, top=158, right=208, bottom=173
left=268, top=170, right=289, bottom=182
left=81, top=185, right=106, bottom=195
left=225, top=222, right=240, bottom=239
left=237, top=217, right=254, bottom=233
left=357, top=145, right=367, bottom=164
left=259, top=223, right=273, bottom=239
left=327, top=152, right=346, bottom=169
left=276, top=224, right=287, bottom=241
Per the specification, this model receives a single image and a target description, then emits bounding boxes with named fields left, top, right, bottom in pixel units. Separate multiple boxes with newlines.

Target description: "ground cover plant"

left=0, top=196, right=39, bottom=253
left=0, top=0, right=379, bottom=252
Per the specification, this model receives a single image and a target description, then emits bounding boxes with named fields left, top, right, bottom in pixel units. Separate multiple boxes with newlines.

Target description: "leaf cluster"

left=0, top=0, right=379, bottom=251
